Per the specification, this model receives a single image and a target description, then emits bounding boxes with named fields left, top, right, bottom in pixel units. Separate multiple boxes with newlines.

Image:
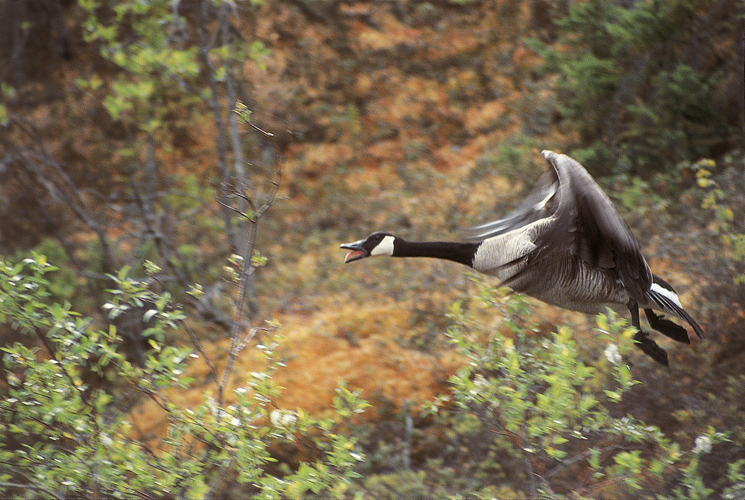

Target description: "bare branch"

left=216, top=127, right=283, bottom=406
left=197, top=1, right=240, bottom=252
left=183, top=319, right=219, bottom=383
left=0, top=481, right=65, bottom=500
left=248, top=121, right=275, bottom=137
left=4, top=114, right=117, bottom=274
left=131, top=182, right=192, bottom=287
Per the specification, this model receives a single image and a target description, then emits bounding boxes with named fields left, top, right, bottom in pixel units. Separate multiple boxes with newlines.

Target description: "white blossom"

left=694, top=434, right=712, bottom=454
left=270, top=409, right=297, bottom=427
left=100, top=433, right=113, bottom=447
left=604, top=343, right=622, bottom=364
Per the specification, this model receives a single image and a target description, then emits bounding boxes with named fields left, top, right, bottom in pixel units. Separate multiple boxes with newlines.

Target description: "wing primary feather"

left=464, top=173, right=558, bottom=242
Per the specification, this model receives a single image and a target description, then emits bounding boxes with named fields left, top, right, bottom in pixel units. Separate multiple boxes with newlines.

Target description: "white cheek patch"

left=650, top=282, right=682, bottom=308
left=370, top=235, right=395, bottom=257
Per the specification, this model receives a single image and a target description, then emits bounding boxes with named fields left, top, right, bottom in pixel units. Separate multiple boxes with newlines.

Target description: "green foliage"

left=693, top=157, right=745, bottom=285
left=723, top=459, right=745, bottom=500
left=0, top=256, right=367, bottom=499
left=433, top=283, right=727, bottom=497
left=78, top=0, right=267, bottom=132
left=69, top=0, right=278, bottom=312
left=0, top=81, right=12, bottom=126
left=80, top=0, right=194, bottom=132
left=473, top=134, right=540, bottom=182
left=616, top=175, right=668, bottom=219
left=361, top=470, right=428, bottom=499
left=529, top=0, right=736, bottom=176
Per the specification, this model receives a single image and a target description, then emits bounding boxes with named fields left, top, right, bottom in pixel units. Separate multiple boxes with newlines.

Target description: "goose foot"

left=644, top=309, right=690, bottom=344
left=633, top=330, right=669, bottom=366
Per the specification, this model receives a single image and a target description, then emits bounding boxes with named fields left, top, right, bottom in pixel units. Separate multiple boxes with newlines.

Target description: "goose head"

left=340, top=232, right=396, bottom=263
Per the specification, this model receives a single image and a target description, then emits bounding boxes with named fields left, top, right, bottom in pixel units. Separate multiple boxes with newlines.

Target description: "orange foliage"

left=268, top=298, right=465, bottom=417
left=129, top=296, right=467, bottom=443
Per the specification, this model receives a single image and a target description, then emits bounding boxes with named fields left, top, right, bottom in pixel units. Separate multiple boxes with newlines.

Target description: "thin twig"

left=216, top=126, right=282, bottom=406
left=248, top=121, right=274, bottom=137
left=235, top=326, right=261, bottom=354
left=183, top=319, right=219, bottom=383
left=0, top=481, right=65, bottom=500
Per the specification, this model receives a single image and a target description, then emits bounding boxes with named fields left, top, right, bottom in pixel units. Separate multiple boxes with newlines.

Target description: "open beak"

left=340, top=240, right=368, bottom=263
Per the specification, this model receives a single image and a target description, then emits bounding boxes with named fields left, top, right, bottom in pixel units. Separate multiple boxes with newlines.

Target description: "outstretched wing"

left=541, top=151, right=652, bottom=301
left=465, top=150, right=652, bottom=301
left=464, top=169, right=559, bottom=241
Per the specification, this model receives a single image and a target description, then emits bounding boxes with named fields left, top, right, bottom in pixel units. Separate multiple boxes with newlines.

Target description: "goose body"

left=341, top=150, right=704, bottom=366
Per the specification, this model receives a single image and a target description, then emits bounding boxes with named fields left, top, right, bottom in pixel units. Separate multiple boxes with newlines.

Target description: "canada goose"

left=340, top=150, right=704, bottom=366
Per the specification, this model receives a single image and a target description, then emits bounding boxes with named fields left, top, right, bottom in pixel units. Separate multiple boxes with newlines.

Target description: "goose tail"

left=646, top=275, right=705, bottom=339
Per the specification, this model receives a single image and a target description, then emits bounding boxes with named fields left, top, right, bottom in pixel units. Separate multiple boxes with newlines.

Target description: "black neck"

left=392, top=239, right=479, bottom=268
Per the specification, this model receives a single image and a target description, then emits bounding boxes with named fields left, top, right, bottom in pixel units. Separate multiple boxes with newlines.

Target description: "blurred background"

left=1, top=0, right=744, bottom=497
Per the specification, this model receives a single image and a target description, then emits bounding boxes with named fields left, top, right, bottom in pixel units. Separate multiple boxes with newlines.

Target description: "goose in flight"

left=340, top=150, right=704, bottom=366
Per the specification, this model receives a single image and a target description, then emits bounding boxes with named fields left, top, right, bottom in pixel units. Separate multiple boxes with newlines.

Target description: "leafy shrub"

left=426, top=281, right=729, bottom=498
left=0, top=255, right=368, bottom=499
left=693, top=157, right=745, bottom=286
left=529, top=0, right=739, bottom=176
